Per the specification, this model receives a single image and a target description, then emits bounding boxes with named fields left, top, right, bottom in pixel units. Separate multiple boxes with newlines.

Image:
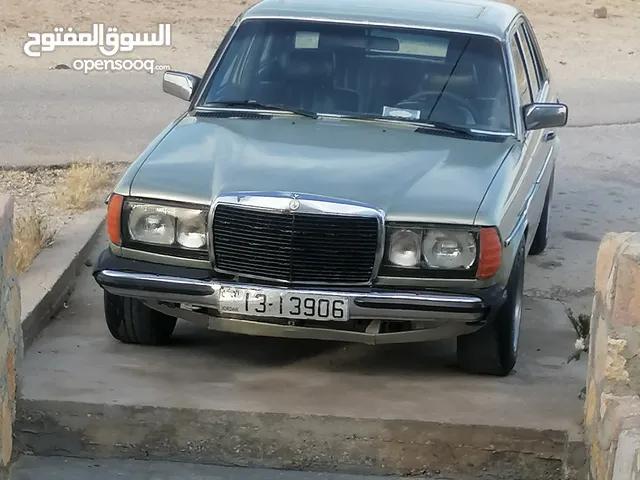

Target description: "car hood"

left=129, top=114, right=515, bottom=224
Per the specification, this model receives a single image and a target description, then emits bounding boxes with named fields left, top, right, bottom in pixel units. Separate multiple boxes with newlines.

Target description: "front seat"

left=279, top=49, right=359, bottom=113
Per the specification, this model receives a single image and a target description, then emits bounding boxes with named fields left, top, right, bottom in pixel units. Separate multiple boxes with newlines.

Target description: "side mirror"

left=523, top=103, right=568, bottom=131
left=163, top=71, right=201, bottom=101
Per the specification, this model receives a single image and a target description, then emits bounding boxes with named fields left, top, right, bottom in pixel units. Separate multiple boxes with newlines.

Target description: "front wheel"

left=104, top=291, right=177, bottom=345
left=456, top=242, right=525, bottom=376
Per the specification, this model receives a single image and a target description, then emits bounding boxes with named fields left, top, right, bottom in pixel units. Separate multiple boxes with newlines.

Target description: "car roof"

left=241, top=0, right=522, bottom=39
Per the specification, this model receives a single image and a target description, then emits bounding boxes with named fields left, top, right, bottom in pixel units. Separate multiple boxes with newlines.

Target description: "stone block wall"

left=0, top=195, right=23, bottom=476
left=585, top=232, right=640, bottom=480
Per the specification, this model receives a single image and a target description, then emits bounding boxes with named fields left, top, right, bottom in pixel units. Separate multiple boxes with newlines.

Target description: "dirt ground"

left=1, top=0, right=639, bottom=80
left=0, top=162, right=126, bottom=273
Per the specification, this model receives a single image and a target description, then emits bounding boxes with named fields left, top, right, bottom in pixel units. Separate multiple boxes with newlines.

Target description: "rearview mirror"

left=523, top=103, right=568, bottom=130
left=319, top=34, right=400, bottom=52
left=163, top=71, right=201, bottom=101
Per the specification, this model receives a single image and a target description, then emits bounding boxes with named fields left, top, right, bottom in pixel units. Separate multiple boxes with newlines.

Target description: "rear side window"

left=520, top=22, right=547, bottom=86
left=509, top=34, right=532, bottom=105
left=517, top=27, right=540, bottom=98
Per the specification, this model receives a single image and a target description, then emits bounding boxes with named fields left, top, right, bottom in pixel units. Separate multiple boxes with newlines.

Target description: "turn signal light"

left=477, top=227, right=502, bottom=279
left=106, top=193, right=124, bottom=246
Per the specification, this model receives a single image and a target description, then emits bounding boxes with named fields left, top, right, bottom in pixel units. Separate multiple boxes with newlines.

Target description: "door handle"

left=544, top=131, right=556, bottom=142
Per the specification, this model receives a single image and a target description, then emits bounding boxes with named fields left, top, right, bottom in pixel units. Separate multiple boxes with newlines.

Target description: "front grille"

left=212, top=204, right=380, bottom=283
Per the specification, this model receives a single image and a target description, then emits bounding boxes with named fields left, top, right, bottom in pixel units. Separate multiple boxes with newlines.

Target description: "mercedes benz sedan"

left=93, top=0, right=568, bottom=376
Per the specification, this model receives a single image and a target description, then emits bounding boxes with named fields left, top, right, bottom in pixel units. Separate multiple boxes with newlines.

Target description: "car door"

left=517, top=20, right=557, bottom=249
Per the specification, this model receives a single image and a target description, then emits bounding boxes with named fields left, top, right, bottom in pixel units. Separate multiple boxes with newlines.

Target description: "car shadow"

left=167, top=320, right=462, bottom=377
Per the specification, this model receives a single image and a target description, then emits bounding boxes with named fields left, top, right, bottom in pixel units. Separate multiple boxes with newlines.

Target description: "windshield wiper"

left=202, top=100, right=317, bottom=119
left=416, top=121, right=476, bottom=137
left=334, top=114, right=476, bottom=136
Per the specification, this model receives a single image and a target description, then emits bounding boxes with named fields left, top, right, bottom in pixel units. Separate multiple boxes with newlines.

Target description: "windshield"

left=200, top=19, right=514, bottom=133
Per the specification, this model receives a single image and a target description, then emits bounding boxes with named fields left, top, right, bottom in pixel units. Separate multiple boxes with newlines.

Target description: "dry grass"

left=13, top=209, right=55, bottom=274
left=3, top=160, right=126, bottom=275
left=54, top=162, right=114, bottom=211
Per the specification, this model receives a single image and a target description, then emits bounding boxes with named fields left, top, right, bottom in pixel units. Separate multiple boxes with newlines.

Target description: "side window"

left=522, top=22, right=548, bottom=84
left=517, top=27, right=540, bottom=97
left=509, top=33, right=532, bottom=105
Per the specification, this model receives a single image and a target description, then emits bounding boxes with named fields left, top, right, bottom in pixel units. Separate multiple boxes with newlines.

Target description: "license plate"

left=218, top=287, right=349, bottom=322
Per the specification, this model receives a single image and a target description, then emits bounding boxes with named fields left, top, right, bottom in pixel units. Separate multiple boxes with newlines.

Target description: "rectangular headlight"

left=125, top=201, right=207, bottom=250
left=386, top=226, right=478, bottom=270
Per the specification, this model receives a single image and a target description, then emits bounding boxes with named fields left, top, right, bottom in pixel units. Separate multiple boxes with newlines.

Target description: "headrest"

left=281, top=49, right=336, bottom=78
left=422, top=62, right=477, bottom=91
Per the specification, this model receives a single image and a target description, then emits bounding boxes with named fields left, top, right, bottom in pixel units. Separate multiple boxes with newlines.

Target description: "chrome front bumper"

left=95, top=268, right=494, bottom=344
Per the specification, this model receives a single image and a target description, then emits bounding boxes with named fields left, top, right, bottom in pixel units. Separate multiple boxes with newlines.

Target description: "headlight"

left=387, top=227, right=477, bottom=270
left=388, top=229, right=421, bottom=267
left=126, top=202, right=207, bottom=249
left=422, top=230, right=476, bottom=269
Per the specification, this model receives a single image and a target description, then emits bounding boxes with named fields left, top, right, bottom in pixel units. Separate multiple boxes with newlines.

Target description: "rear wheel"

left=456, top=242, right=525, bottom=376
left=104, top=291, right=177, bottom=345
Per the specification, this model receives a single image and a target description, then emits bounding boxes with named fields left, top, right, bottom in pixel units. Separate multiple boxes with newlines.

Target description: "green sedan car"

left=93, top=0, right=568, bottom=376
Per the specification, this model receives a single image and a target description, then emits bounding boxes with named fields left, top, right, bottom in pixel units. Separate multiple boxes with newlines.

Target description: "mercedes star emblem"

left=289, top=197, right=300, bottom=210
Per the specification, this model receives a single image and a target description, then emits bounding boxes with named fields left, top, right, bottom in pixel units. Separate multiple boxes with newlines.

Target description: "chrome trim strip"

left=97, top=269, right=484, bottom=308
left=535, top=145, right=555, bottom=185
left=504, top=145, right=554, bottom=246
left=119, top=246, right=211, bottom=270
left=207, top=192, right=386, bottom=286
left=100, top=270, right=213, bottom=290
left=503, top=199, right=529, bottom=247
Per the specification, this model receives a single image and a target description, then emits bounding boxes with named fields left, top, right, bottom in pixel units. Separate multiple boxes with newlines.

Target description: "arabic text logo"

left=23, top=23, right=171, bottom=58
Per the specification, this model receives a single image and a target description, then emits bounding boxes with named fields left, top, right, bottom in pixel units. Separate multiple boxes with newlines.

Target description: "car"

left=92, top=0, right=568, bottom=376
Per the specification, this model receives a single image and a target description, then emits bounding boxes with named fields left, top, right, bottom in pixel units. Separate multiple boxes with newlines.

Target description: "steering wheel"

left=395, top=90, right=480, bottom=125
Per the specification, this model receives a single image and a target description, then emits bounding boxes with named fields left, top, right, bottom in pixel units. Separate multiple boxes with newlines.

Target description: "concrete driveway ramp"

left=13, top=233, right=588, bottom=479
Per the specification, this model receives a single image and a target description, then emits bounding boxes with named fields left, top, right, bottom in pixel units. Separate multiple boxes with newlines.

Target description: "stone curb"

left=14, top=399, right=585, bottom=480
left=611, top=426, right=640, bottom=480
left=20, top=208, right=105, bottom=349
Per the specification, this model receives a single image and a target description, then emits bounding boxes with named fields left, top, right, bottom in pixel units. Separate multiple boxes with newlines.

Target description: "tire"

left=456, top=242, right=525, bottom=376
left=529, top=170, right=554, bottom=256
left=103, top=291, right=177, bottom=345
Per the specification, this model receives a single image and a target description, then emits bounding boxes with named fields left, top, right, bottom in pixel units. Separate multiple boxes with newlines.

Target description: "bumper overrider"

left=93, top=248, right=508, bottom=345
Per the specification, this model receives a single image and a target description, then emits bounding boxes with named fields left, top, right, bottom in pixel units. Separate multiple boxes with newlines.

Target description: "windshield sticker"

left=294, top=31, right=319, bottom=49
left=382, top=106, right=421, bottom=121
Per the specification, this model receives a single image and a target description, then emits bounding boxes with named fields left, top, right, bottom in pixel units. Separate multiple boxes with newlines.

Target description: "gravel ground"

left=1, top=162, right=127, bottom=237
